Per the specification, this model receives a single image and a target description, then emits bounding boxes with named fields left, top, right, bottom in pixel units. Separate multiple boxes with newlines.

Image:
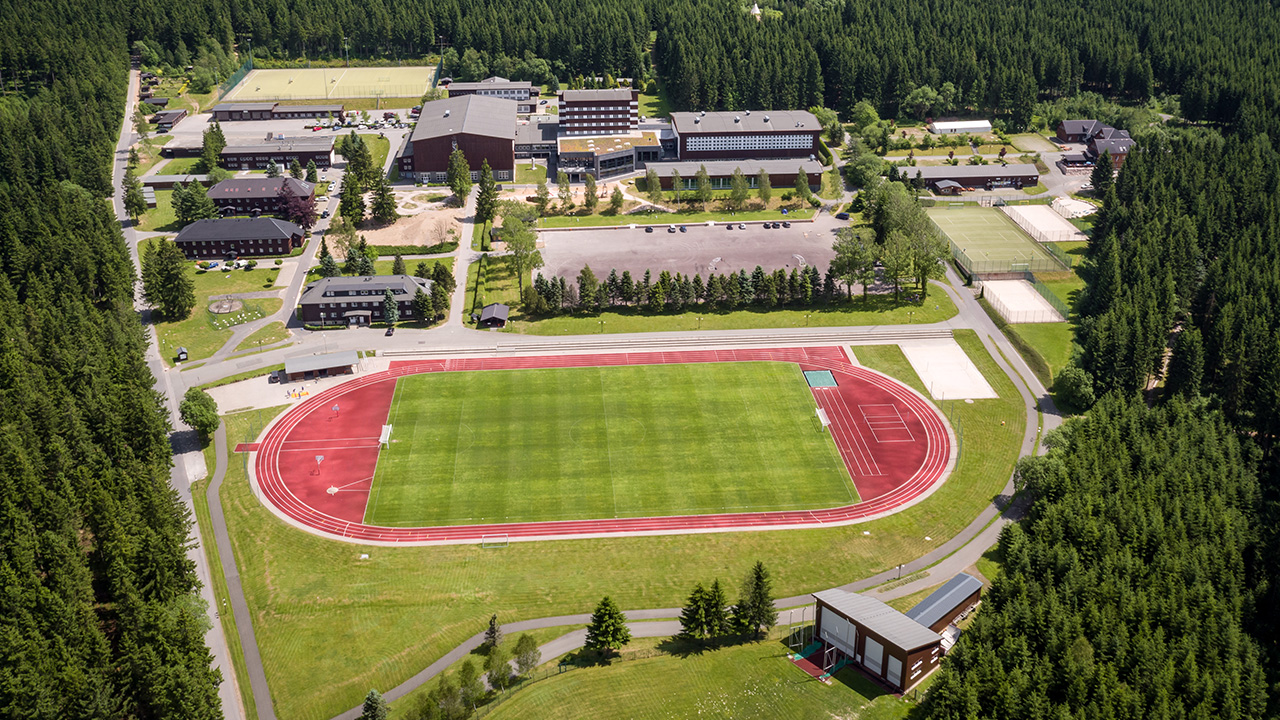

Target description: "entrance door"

left=862, top=637, right=884, bottom=675
left=886, top=655, right=903, bottom=688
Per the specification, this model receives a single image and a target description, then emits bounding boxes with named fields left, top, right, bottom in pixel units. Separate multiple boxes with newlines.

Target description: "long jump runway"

left=251, top=347, right=956, bottom=545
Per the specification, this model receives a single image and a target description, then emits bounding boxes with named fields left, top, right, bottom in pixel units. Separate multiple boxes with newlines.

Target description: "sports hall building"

left=669, top=109, right=821, bottom=161
left=397, top=96, right=516, bottom=183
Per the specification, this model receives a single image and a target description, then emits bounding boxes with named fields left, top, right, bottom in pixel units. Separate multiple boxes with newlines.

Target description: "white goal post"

left=816, top=408, right=831, bottom=431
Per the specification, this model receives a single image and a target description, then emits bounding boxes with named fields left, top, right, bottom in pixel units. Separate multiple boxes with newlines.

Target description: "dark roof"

left=514, top=120, right=559, bottom=146
left=560, top=88, right=635, bottom=103
left=208, top=177, right=314, bottom=201
left=212, top=102, right=279, bottom=112
left=447, top=78, right=535, bottom=93
left=409, top=96, right=516, bottom=142
left=905, top=573, right=983, bottom=629
left=298, top=275, right=433, bottom=305
left=650, top=159, right=823, bottom=177
left=1059, top=119, right=1103, bottom=136
left=670, top=109, right=819, bottom=135
left=152, top=109, right=186, bottom=124
left=479, top=303, right=510, bottom=322
left=144, top=97, right=170, bottom=106
left=274, top=104, right=345, bottom=113
left=142, top=174, right=210, bottom=186
left=1091, top=137, right=1135, bottom=156
left=284, top=350, right=359, bottom=375
left=174, top=218, right=303, bottom=243
left=814, top=588, right=941, bottom=651
left=913, top=164, right=1039, bottom=180
left=221, top=136, right=334, bottom=155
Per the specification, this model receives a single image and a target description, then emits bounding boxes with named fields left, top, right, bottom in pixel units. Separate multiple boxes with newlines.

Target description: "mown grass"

left=156, top=298, right=283, bottom=365
left=482, top=632, right=910, bottom=720
left=366, top=362, right=855, bottom=526
left=214, top=327, right=1021, bottom=720
left=515, top=162, right=548, bottom=185
left=136, top=189, right=179, bottom=232
left=234, top=322, right=291, bottom=352
left=192, top=266, right=280, bottom=297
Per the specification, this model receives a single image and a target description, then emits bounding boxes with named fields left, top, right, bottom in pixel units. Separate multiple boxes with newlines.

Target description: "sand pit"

left=353, top=204, right=464, bottom=248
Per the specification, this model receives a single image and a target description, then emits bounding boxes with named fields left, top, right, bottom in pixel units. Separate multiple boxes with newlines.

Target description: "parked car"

left=540, top=99, right=548, bottom=104
left=668, top=225, right=676, bottom=233
left=385, top=327, right=395, bottom=336
left=321, top=209, right=330, bottom=218
left=782, top=221, right=791, bottom=228
left=679, top=225, right=687, bottom=233
left=738, top=223, right=746, bottom=230
left=645, top=226, right=654, bottom=233
left=268, top=370, right=282, bottom=384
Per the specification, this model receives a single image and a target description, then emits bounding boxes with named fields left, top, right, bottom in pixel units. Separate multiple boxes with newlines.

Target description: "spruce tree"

left=733, top=561, right=778, bottom=639
left=447, top=147, right=472, bottom=205
left=431, top=282, right=451, bottom=319
left=757, top=169, right=772, bottom=205
left=266, top=158, right=281, bottom=178
left=1091, top=149, right=1115, bottom=194
left=143, top=238, right=196, bottom=320
left=359, top=689, right=388, bottom=720
left=123, top=168, right=147, bottom=221
left=339, top=172, right=366, bottom=224
left=705, top=579, right=731, bottom=638
left=391, top=254, right=406, bottom=276
left=290, top=158, right=304, bottom=179
left=679, top=583, right=709, bottom=640
left=371, top=175, right=397, bottom=224
left=413, top=288, right=434, bottom=323
left=305, top=159, right=318, bottom=183
left=584, top=596, right=632, bottom=657
left=382, top=288, right=399, bottom=325
left=475, top=160, right=498, bottom=226
left=584, top=174, right=598, bottom=213
left=484, top=613, right=503, bottom=651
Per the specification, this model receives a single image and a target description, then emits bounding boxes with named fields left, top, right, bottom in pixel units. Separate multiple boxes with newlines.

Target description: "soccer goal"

left=481, top=534, right=509, bottom=549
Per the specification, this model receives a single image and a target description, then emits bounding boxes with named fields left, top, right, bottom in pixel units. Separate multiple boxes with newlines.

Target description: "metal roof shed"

left=284, top=350, right=359, bottom=380
left=905, top=573, right=983, bottom=632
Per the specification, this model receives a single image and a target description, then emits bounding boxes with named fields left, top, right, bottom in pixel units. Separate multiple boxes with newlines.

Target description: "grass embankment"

left=157, top=298, right=283, bottom=365
left=131, top=137, right=171, bottom=175
left=234, top=322, right=291, bottom=352
left=464, top=254, right=522, bottom=319
left=361, top=133, right=391, bottom=173
left=483, top=631, right=910, bottom=720
left=158, top=156, right=204, bottom=175
left=207, top=327, right=1022, bottom=720
left=366, top=363, right=855, bottom=526
left=305, top=258, right=446, bottom=284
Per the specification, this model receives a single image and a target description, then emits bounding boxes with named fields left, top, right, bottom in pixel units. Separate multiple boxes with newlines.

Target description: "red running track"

left=252, top=347, right=954, bottom=544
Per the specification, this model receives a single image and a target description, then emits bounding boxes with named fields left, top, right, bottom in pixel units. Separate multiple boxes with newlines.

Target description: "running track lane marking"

left=250, top=348, right=954, bottom=544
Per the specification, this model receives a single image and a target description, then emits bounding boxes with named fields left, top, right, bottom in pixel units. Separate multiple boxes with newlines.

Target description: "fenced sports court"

left=223, top=65, right=436, bottom=101
left=980, top=279, right=1066, bottom=323
left=1000, top=205, right=1088, bottom=244
left=926, top=206, right=1067, bottom=276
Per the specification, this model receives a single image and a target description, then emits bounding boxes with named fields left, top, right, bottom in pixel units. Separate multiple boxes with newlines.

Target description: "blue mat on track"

left=803, top=370, right=837, bottom=387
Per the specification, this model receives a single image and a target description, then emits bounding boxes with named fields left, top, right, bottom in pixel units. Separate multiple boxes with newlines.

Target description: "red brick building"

left=670, top=109, right=821, bottom=161
left=1056, top=119, right=1134, bottom=167
left=207, top=177, right=315, bottom=216
left=558, top=88, right=639, bottom=135
left=398, top=96, right=515, bottom=183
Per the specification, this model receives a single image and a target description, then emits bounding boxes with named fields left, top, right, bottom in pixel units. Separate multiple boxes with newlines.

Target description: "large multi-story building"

left=669, top=109, right=821, bottom=161
left=445, top=77, right=538, bottom=113
left=558, top=89, right=639, bottom=135
left=219, top=135, right=334, bottom=170
left=298, top=275, right=434, bottom=327
left=649, top=159, right=822, bottom=191
left=556, top=133, right=661, bottom=182
left=397, top=96, right=516, bottom=183
left=207, top=177, right=315, bottom=216
left=173, top=217, right=304, bottom=259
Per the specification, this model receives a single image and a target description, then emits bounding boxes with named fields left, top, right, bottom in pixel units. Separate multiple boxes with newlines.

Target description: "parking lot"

left=538, top=213, right=850, bottom=280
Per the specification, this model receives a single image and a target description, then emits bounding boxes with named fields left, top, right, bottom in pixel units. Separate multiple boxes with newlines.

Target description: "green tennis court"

left=927, top=207, right=1057, bottom=266
left=363, top=362, right=856, bottom=527
left=225, top=66, right=436, bottom=101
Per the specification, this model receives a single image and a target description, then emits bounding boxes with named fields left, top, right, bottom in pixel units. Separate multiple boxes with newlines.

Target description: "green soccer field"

left=926, top=206, right=1056, bottom=265
left=363, top=362, right=856, bottom=526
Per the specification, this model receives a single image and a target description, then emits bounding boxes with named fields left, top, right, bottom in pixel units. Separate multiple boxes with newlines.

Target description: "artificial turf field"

left=363, top=362, right=856, bottom=526
left=225, top=66, right=436, bottom=101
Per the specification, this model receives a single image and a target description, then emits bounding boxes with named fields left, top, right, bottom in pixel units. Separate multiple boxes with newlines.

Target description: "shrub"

left=1054, top=365, right=1096, bottom=410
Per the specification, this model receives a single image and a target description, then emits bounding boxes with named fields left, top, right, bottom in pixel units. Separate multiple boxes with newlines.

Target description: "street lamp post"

left=804, top=314, right=811, bottom=327
left=697, top=316, right=703, bottom=331
left=598, top=320, right=606, bottom=334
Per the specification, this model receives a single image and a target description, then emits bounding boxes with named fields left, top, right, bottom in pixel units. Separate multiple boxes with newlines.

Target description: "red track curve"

left=251, top=348, right=955, bottom=544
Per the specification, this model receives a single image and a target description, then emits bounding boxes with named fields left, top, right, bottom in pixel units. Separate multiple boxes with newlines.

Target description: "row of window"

left=563, top=106, right=633, bottom=114
left=316, top=295, right=405, bottom=307
left=191, top=239, right=289, bottom=246
left=318, top=309, right=414, bottom=319
left=684, top=134, right=814, bottom=152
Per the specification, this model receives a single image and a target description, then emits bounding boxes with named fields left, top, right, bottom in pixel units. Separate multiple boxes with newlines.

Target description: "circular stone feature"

left=209, top=298, right=245, bottom=314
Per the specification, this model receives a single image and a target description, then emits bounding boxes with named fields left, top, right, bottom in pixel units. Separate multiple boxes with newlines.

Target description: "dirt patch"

left=354, top=205, right=464, bottom=247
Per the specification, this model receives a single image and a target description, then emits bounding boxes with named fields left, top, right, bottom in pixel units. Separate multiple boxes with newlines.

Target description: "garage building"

left=812, top=588, right=943, bottom=693
left=283, top=350, right=359, bottom=382
left=909, top=164, right=1039, bottom=193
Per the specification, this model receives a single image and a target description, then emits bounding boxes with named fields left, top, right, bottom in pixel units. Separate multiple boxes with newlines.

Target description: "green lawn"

left=361, top=134, right=391, bottom=174
left=131, top=137, right=171, bottom=175
left=159, top=156, right=204, bottom=175
left=191, top=266, right=280, bottom=297
left=205, top=327, right=1022, bottom=720
left=1021, top=181, right=1049, bottom=195
left=234, top=321, right=291, bottom=352
left=156, top=298, right=283, bottom=365
left=638, top=88, right=671, bottom=119
left=366, top=362, right=855, bottom=526
left=1009, top=323, right=1074, bottom=380
left=817, top=167, right=845, bottom=200
left=884, top=585, right=938, bottom=614
left=464, top=254, right=522, bottom=319
left=482, top=633, right=909, bottom=720
left=515, top=161, right=548, bottom=185
left=305, top=259, right=444, bottom=284
left=136, top=189, right=180, bottom=232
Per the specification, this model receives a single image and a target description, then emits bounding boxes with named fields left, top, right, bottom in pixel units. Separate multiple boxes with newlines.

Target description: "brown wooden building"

left=173, top=217, right=304, bottom=259
left=297, top=275, right=434, bottom=327
left=558, top=88, right=639, bottom=135
left=208, top=177, right=315, bottom=216
left=211, top=102, right=347, bottom=122
left=904, top=573, right=983, bottom=634
left=152, top=109, right=187, bottom=131
left=398, top=96, right=515, bottom=183
left=220, top=135, right=334, bottom=170
left=1056, top=119, right=1135, bottom=167
left=669, top=109, right=821, bottom=161
left=812, top=588, right=943, bottom=693
left=650, top=158, right=822, bottom=191
left=911, top=164, right=1040, bottom=193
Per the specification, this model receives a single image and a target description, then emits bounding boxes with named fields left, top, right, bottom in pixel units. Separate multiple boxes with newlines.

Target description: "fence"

left=1000, top=206, right=1076, bottom=245
left=982, top=287, right=1064, bottom=323
left=943, top=234, right=1067, bottom=278
left=1030, top=276, right=1072, bottom=318
left=218, top=55, right=254, bottom=101
left=1043, top=242, right=1074, bottom=269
